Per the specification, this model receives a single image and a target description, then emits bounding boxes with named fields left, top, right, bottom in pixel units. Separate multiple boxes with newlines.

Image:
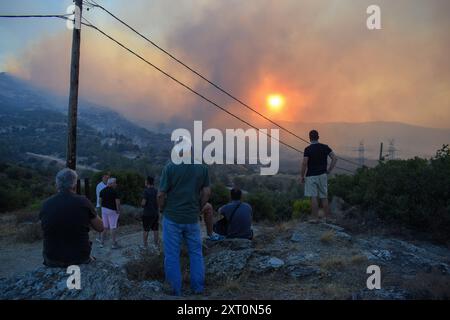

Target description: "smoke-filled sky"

left=1, top=0, right=449, bottom=130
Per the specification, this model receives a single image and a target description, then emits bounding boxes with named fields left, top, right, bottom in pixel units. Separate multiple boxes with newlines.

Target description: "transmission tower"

left=387, top=139, right=397, bottom=160
left=357, top=140, right=365, bottom=167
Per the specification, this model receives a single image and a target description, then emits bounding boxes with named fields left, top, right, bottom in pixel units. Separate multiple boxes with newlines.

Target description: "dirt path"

left=0, top=225, right=146, bottom=279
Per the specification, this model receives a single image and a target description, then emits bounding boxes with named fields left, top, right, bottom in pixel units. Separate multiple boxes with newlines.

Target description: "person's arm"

left=327, top=152, right=338, bottom=174
left=158, top=166, right=169, bottom=212
left=157, top=191, right=166, bottom=211
left=86, top=199, right=104, bottom=232
left=300, top=156, right=308, bottom=183
left=90, top=216, right=104, bottom=233
left=200, top=186, right=211, bottom=209
left=115, top=198, right=121, bottom=214
left=217, top=205, right=225, bottom=218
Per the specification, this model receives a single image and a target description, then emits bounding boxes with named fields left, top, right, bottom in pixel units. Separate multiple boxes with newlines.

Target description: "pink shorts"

left=102, top=207, right=119, bottom=229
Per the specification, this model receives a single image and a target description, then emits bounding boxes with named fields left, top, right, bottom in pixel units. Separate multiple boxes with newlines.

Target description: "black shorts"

left=142, top=215, right=159, bottom=232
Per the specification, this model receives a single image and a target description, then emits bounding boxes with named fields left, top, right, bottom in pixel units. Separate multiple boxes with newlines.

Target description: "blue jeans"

left=162, top=216, right=204, bottom=296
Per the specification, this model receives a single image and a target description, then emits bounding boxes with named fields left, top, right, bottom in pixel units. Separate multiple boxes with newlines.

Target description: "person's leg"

left=142, top=216, right=149, bottom=247
left=162, top=217, right=183, bottom=296
left=96, top=207, right=102, bottom=241
left=203, top=210, right=214, bottom=237
left=153, top=230, right=159, bottom=246
left=184, top=222, right=205, bottom=294
left=321, top=198, right=329, bottom=219
left=311, top=197, right=319, bottom=219
left=143, top=231, right=149, bottom=247
left=111, top=228, right=117, bottom=245
left=110, top=210, right=119, bottom=247
left=151, top=217, right=160, bottom=247
left=318, top=174, right=329, bottom=221
left=101, top=208, right=109, bottom=246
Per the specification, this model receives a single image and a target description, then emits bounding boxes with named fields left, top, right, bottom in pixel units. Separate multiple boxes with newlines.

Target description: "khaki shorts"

left=305, top=173, right=328, bottom=199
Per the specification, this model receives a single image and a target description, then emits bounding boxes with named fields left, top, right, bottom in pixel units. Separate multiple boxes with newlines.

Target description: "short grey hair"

left=56, top=168, right=78, bottom=192
left=107, top=177, right=117, bottom=186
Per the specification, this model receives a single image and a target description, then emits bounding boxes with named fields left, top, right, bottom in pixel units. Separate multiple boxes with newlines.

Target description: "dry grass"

left=15, top=223, right=43, bottom=243
left=350, top=254, right=368, bottom=265
left=403, top=268, right=450, bottom=299
left=321, top=283, right=352, bottom=299
left=217, top=278, right=243, bottom=295
left=15, top=210, right=40, bottom=224
left=125, top=252, right=165, bottom=281
left=320, top=256, right=346, bottom=270
left=320, top=230, right=335, bottom=244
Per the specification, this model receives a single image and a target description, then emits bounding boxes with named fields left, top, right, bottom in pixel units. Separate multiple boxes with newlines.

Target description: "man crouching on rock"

left=39, top=168, right=104, bottom=268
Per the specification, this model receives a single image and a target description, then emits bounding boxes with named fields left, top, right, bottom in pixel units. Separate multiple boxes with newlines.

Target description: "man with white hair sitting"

left=99, top=177, right=121, bottom=249
left=39, top=168, right=104, bottom=267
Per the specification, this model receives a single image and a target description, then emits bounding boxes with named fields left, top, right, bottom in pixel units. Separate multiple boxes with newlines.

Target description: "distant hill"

left=0, top=72, right=171, bottom=173
left=276, top=121, right=450, bottom=160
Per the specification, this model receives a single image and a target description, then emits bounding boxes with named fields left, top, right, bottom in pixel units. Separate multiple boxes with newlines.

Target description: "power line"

left=0, top=14, right=71, bottom=20
left=82, top=18, right=354, bottom=174
left=83, top=0, right=361, bottom=169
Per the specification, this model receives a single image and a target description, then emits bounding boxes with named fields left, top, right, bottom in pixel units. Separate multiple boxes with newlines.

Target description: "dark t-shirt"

left=142, top=186, right=158, bottom=217
left=304, top=143, right=333, bottom=177
left=100, top=187, right=119, bottom=211
left=219, top=201, right=253, bottom=239
left=159, top=162, right=210, bottom=224
left=40, top=192, right=96, bottom=265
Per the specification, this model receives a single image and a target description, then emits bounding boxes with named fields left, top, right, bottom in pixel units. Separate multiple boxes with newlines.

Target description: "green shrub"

left=292, top=199, right=311, bottom=220
left=90, top=171, right=145, bottom=206
left=246, top=190, right=276, bottom=221
left=329, top=145, right=450, bottom=242
left=210, top=183, right=230, bottom=209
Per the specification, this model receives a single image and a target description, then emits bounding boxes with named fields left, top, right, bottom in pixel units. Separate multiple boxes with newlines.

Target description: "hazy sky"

left=1, top=0, right=449, bottom=129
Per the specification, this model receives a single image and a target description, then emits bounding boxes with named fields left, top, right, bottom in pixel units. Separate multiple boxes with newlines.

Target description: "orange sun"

left=267, top=94, right=284, bottom=112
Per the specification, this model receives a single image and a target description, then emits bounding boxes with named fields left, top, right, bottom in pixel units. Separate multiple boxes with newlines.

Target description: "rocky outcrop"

left=1, top=220, right=450, bottom=300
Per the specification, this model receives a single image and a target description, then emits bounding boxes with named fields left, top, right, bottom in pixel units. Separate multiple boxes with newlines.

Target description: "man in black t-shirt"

left=140, top=176, right=159, bottom=249
left=40, top=168, right=104, bottom=267
left=300, top=130, right=338, bottom=221
left=100, top=177, right=121, bottom=249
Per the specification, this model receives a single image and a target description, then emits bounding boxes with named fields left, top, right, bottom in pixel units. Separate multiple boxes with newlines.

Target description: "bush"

left=210, top=183, right=230, bottom=209
left=329, top=145, right=450, bottom=242
left=15, top=222, right=42, bottom=243
left=292, top=199, right=311, bottom=220
left=246, top=190, right=276, bottom=221
left=90, top=171, right=145, bottom=206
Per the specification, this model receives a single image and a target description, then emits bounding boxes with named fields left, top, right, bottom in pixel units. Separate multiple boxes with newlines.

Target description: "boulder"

left=286, top=266, right=321, bottom=279
left=0, top=261, right=132, bottom=300
left=285, top=253, right=319, bottom=266
left=290, top=231, right=303, bottom=243
left=204, top=238, right=253, bottom=251
left=204, top=249, right=253, bottom=281
left=248, top=256, right=285, bottom=273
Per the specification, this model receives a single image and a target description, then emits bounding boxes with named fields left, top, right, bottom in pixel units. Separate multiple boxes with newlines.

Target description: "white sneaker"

left=208, top=233, right=225, bottom=241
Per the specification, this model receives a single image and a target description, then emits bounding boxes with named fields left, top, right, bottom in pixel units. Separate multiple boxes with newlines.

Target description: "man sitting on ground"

left=214, top=188, right=253, bottom=240
left=40, top=168, right=104, bottom=268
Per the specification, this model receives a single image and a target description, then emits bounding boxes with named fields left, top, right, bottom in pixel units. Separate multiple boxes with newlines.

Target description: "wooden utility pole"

left=379, top=142, right=384, bottom=162
left=66, top=0, right=83, bottom=170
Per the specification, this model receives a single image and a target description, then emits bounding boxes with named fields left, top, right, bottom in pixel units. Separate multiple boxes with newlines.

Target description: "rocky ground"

left=1, top=213, right=450, bottom=299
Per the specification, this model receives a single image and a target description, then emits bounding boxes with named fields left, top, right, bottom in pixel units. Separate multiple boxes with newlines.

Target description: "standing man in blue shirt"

left=300, top=130, right=338, bottom=221
left=158, top=158, right=210, bottom=296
